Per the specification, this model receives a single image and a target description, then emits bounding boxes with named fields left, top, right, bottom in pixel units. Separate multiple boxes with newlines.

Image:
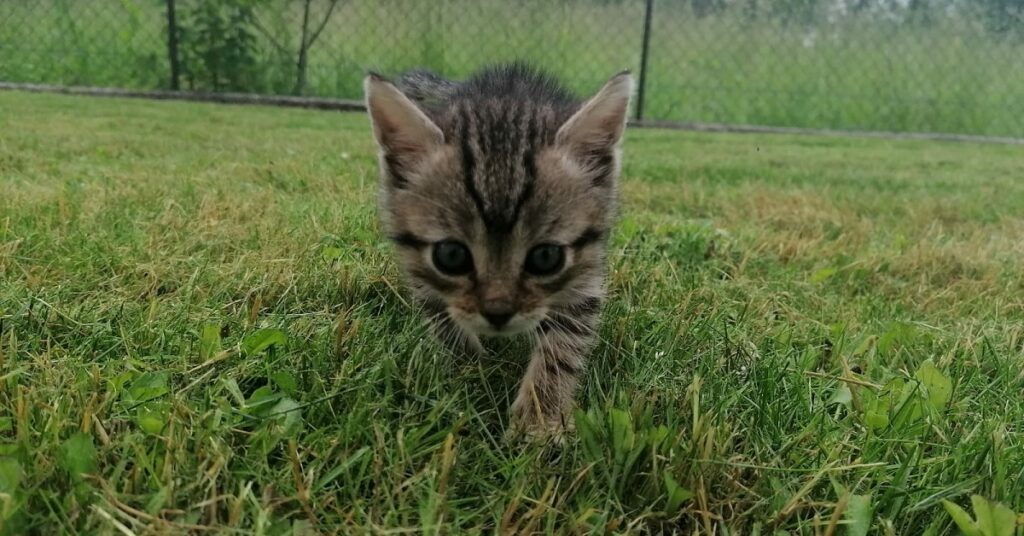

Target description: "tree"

left=254, top=0, right=341, bottom=95
left=178, top=0, right=262, bottom=92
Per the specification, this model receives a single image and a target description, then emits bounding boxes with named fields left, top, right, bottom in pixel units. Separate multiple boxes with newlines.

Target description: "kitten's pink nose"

left=481, top=300, right=515, bottom=328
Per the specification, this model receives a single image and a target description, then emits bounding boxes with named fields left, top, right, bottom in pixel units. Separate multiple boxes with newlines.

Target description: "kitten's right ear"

left=364, top=74, right=444, bottom=175
left=556, top=71, right=632, bottom=157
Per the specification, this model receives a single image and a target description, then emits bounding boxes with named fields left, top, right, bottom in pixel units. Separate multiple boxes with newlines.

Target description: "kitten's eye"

left=524, top=244, right=566, bottom=276
left=432, top=240, right=473, bottom=275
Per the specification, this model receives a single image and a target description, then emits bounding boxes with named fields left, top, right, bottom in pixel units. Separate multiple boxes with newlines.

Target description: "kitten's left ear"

left=556, top=71, right=633, bottom=159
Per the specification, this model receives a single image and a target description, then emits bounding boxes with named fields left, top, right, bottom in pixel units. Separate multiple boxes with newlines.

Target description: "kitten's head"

left=365, top=67, right=631, bottom=337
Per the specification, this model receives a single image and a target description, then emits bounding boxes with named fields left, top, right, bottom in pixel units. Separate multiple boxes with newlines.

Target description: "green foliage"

left=58, top=434, right=97, bottom=480
left=855, top=359, right=953, bottom=434
left=845, top=494, right=873, bottom=536
left=199, top=323, right=222, bottom=361
left=942, top=496, right=1019, bottom=536
left=241, top=328, right=287, bottom=356
left=236, top=381, right=304, bottom=455
left=575, top=406, right=690, bottom=512
left=0, top=457, right=26, bottom=530
left=122, top=370, right=171, bottom=435
left=178, top=0, right=263, bottom=92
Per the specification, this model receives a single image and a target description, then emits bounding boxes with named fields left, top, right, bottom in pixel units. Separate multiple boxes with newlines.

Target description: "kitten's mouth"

left=448, top=307, right=544, bottom=337
left=478, top=322, right=535, bottom=337
left=474, top=319, right=539, bottom=338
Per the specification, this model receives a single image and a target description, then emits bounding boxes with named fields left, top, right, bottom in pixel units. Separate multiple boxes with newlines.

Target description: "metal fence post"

left=636, top=0, right=655, bottom=121
left=165, top=0, right=181, bottom=90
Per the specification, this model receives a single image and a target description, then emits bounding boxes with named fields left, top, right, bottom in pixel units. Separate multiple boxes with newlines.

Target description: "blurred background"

left=2, top=0, right=1022, bottom=138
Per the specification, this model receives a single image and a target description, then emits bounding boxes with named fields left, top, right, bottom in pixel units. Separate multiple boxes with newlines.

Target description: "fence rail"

left=2, top=0, right=1022, bottom=138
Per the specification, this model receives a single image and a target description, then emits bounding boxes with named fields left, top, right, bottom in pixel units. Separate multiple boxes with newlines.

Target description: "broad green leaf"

left=128, top=371, right=169, bottom=402
left=664, top=473, right=694, bottom=512
left=321, top=246, right=343, bottom=261
left=59, top=433, right=97, bottom=479
left=573, top=409, right=603, bottom=461
left=862, top=392, right=890, bottom=431
left=252, top=397, right=303, bottom=454
left=609, top=408, right=634, bottom=461
left=649, top=425, right=670, bottom=449
left=828, top=323, right=847, bottom=345
left=221, top=378, right=245, bottom=406
left=135, top=404, right=169, bottom=435
left=242, top=328, right=287, bottom=356
left=942, top=500, right=982, bottom=536
left=107, top=371, right=135, bottom=395
left=810, top=267, right=837, bottom=283
left=0, top=456, right=25, bottom=529
left=845, top=494, right=873, bottom=536
left=970, top=495, right=1017, bottom=536
left=0, top=457, right=22, bottom=494
left=851, top=335, right=875, bottom=357
left=828, top=384, right=852, bottom=407
left=829, top=479, right=848, bottom=498
left=915, top=359, right=953, bottom=411
left=864, top=411, right=888, bottom=430
left=622, top=440, right=649, bottom=480
left=878, top=322, right=916, bottom=355
left=245, top=385, right=282, bottom=415
left=891, top=379, right=925, bottom=429
left=270, top=397, right=303, bottom=437
left=199, top=324, right=221, bottom=361
left=271, top=371, right=298, bottom=395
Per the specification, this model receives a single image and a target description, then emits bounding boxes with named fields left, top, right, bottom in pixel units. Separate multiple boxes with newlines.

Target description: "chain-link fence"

left=2, top=0, right=1023, bottom=138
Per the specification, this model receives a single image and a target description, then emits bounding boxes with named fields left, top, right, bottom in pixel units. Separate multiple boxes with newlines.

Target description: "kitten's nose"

left=481, top=298, right=515, bottom=329
left=483, top=311, right=513, bottom=328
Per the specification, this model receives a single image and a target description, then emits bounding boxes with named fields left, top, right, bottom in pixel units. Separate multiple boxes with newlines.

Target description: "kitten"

left=364, top=63, right=632, bottom=437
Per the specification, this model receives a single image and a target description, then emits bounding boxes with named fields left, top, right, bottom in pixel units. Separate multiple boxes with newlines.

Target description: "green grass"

left=1, top=90, right=1023, bottom=534
left=2, top=0, right=1023, bottom=137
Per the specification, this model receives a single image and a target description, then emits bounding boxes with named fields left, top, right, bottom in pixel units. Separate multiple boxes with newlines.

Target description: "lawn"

left=0, top=90, right=1022, bottom=534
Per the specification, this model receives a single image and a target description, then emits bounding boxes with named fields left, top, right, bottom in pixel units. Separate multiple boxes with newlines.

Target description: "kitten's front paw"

left=508, top=395, right=574, bottom=443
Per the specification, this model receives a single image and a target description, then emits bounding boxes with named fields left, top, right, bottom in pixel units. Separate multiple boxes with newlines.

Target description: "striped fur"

left=365, top=63, right=632, bottom=437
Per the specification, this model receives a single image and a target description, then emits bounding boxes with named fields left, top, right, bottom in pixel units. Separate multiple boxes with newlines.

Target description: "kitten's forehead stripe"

left=458, top=104, right=487, bottom=227
left=429, top=66, right=583, bottom=238
left=465, top=102, right=540, bottom=235
left=524, top=110, right=538, bottom=181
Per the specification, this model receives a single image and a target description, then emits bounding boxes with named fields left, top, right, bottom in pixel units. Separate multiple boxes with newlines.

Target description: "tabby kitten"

left=364, top=63, right=631, bottom=436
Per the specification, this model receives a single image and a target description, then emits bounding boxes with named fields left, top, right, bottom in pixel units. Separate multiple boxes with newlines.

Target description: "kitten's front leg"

left=511, top=299, right=600, bottom=438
